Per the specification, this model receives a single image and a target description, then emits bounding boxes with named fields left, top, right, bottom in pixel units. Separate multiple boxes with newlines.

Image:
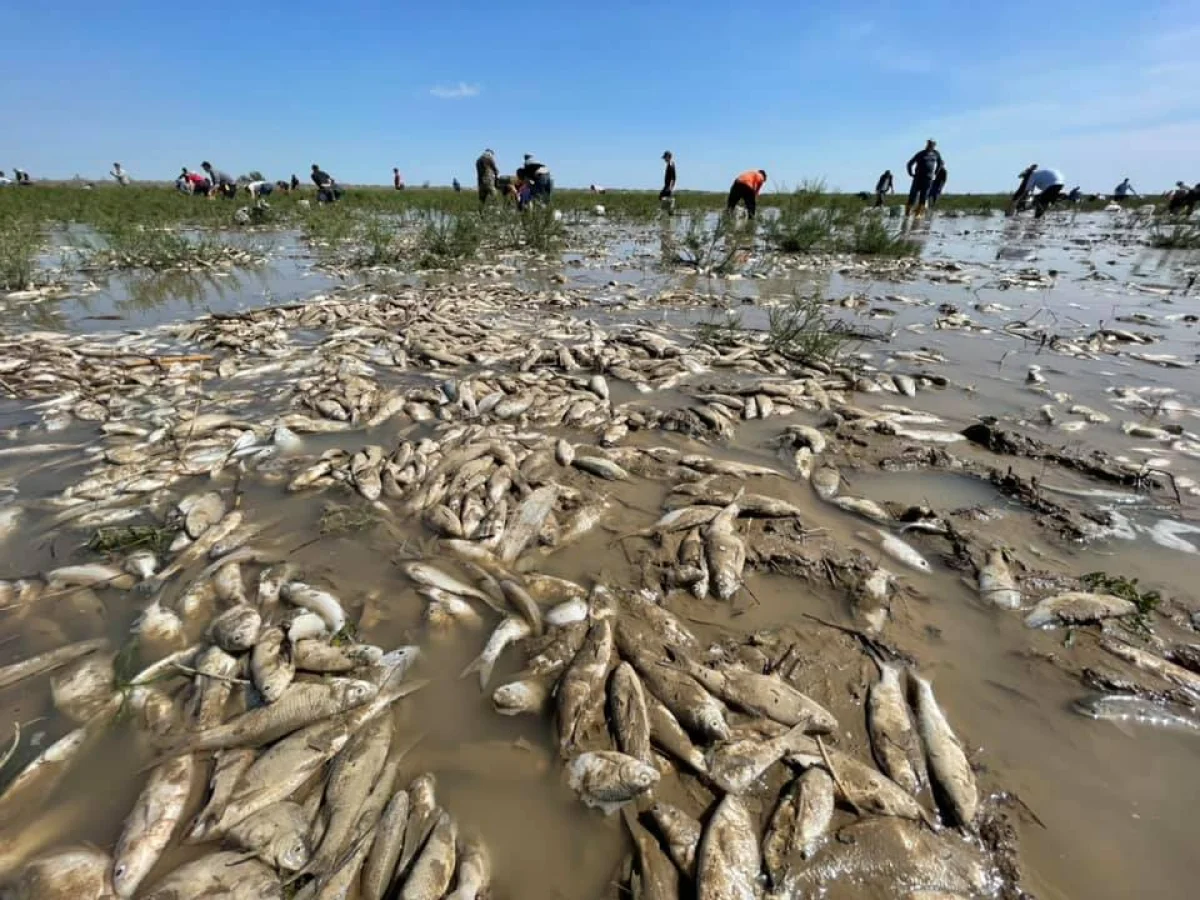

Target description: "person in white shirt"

left=1027, top=168, right=1065, bottom=217
left=244, top=180, right=274, bottom=199
left=0, top=170, right=10, bottom=185
left=111, top=162, right=130, bottom=185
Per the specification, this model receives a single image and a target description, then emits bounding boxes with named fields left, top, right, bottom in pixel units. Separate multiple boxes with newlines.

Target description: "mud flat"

left=0, top=207, right=1197, bottom=899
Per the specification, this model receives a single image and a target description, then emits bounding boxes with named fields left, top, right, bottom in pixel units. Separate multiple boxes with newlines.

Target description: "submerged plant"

left=515, top=205, right=565, bottom=253
left=846, top=216, right=921, bottom=257
left=693, top=310, right=746, bottom=347
left=415, top=213, right=482, bottom=267
left=1147, top=223, right=1200, bottom=250
left=677, top=212, right=752, bottom=274
left=763, top=290, right=855, bottom=364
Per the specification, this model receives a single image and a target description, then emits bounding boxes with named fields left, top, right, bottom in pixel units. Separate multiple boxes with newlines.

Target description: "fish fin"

left=459, top=654, right=495, bottom=689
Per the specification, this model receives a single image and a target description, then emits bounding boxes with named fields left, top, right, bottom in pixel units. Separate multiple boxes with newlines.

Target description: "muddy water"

left=1, top=210, right=1198, bottom=898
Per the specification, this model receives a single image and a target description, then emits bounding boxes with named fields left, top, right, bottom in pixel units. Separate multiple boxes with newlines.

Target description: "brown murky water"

left=1, top=209, right=1197, bottom=898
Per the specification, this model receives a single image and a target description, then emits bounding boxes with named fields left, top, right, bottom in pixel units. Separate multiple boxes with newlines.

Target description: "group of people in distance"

left=872, top=139, right=948, bottom=218
left=171, top=164, right=341, bottom=202
left=474, top=151, right=556, bottom=210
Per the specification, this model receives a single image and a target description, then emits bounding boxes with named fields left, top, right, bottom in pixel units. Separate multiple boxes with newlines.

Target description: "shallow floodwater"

left=1, top=208, right=1198, bottom=899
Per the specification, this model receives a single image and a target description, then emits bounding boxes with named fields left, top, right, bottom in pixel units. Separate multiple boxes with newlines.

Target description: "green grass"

left=415, top=212, right=482, bottom=268
left=764, top=290, right=854, bottom=363
left=1080, top=571, right=1161, bottom=634
left=1147, top=223, right=1200, bottom=250
left=848, top=216, right=921, bottom=256
left=0, top=216, right=42, bottom=289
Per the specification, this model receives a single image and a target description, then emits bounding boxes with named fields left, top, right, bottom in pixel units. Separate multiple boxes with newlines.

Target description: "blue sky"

left=3, top=1, right=1198, bottom=192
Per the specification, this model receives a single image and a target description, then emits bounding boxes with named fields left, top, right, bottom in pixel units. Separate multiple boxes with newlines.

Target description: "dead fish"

left=977, top=548, right=1021, bottom=610
left=6, top=845, right=115, bottom=899
left=211, top=562, right=247, bottom=604
left=139, top=852, right=279, bottom=900
left=393, top=773, right=438, bottom=883
left=251, top=626, right=295, bottom=703
left=608, top=662, right=652, bottom=764
left=281, top=582, right=347, bottom=633
left=134, top=601, right=186, bottom=653
left=1073, top=693, right=1200, bottom=733
left=187, top=747, right=257, bottom=842
left=460, top=616, right=532, bottom=689
left=696, top=794, right=761, bottom=900
left=182, top=492, right=225, bottom=539
left=572, top=455, right=630, bottom=481
left=112, top=754, right=196, bottom=897
left=526, top=621, right=588, bottom=678
left=400, top=810, right=457, bottom=900
left=303, top=714, right=393, bottom=880
left=673, top=658, right=836, bottom=732
left=557, top=618, right=614, bottom=755
left=623, top=808, right=679, bottom=900
left=44, top=564, right=135, bottom=591
left=912, top=674, right=978, bottom=828
left=707, top=723, right=817, bottom=794
left=499, top=579, right=543, bottom=636
left=877, top=530, right=931, bottom=573
left=496, top=485, right=559, bottom=562
left=647, top=802, right=701, bottom=879
left=0, top=638, right=107, bottom=691
left=704, top=499, right=746, bottom=600
left=682, top=455, right=781, bottom=478
left=403, top=561, right=493, bottom=605
left=226, top=801, right=310, bottom=872
left=833, top=495, right=891, bottom=524
left=867, top=662, right=925, bottom=795
left=360, top=787, right=409, bottom=900
left=788, top=746, right=928, bottom=822
left=566, top=751, right=660, bottom=815
left=1099, top=638, right=1200, bottom=694
left=762, top=768, right=834, bottom=886
left=445, top=835, right=491, bottom=900
left=492, top=677, right=551, bottom=716
left=123, top=550, right=159, bottom=580
left=187, top=645, right=239, bottom=729
left=50, top=652, right=116, bottom=724
left=1024, top=592, right=1136, bottom=629
left=168, top=679, right=376, bottom=753
left=208, top=604, right=261, bottom=653
left=292, top=640, right=384, bottom=673
left=645, top=692, right=708, bottom=773
left=679, top=527, right=709, bottom=600
left=622, top=637, right=728, bottom=743
left=811, top=466, right=840, bottom=500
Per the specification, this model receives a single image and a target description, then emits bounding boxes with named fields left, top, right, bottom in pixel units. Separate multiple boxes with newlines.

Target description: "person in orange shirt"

left=727, top=169, right=767, bottom=218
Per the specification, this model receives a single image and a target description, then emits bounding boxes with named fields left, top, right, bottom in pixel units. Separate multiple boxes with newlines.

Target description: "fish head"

left=275, top=837, right=310, bottom=872
left=336, top=678, right=378, bottom=707
left=620, top=760, right=661, bottom=792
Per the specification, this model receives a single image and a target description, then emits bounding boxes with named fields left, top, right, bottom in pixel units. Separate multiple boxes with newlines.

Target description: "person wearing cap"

left=110, top=162, right=130, bottom=185
left=519, top=154, right=553, bottom=204
left=475, top=149, right=499, bottom=207
left=904, top=139, right=943, bottom=218
left=1006, top=164, right=1039, bottom=215
left=660, top=151, right=677, bottom=211
left=726, top=169, right=767, bottom=218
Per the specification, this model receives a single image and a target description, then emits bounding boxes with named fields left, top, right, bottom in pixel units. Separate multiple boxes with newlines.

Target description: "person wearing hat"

left=519, top=154, right=553, bottom=204
left=659, top=151, right=677, bottom=212
left=904, top=139, right=943, bottom=218
left=726, top=169, right=767, bottom=218
left=475, top=149, right=499, bottom=207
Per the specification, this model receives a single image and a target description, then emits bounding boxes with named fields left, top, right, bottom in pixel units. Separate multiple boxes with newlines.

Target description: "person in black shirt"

left=476, top=149, right=499, bottom=207
left=874, top=170, right=894, bottom=207
left=660, top=151, right=677, bottom=213
left=904, top=139, right=943, bottom=218
left=290, top=174, right=300, bottom=191
left=311, top=164, right=341, bottom=203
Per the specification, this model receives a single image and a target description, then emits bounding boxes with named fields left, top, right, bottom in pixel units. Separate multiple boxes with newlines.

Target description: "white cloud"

left=429, top=82, right=480, bottom=99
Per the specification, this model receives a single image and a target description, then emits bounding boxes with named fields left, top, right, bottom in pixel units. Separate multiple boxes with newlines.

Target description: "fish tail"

left=459, top=654, right=494, bottom=689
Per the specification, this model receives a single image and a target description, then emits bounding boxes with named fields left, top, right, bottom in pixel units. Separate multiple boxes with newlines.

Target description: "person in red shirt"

left=727, top=169, right=767, bottom=218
